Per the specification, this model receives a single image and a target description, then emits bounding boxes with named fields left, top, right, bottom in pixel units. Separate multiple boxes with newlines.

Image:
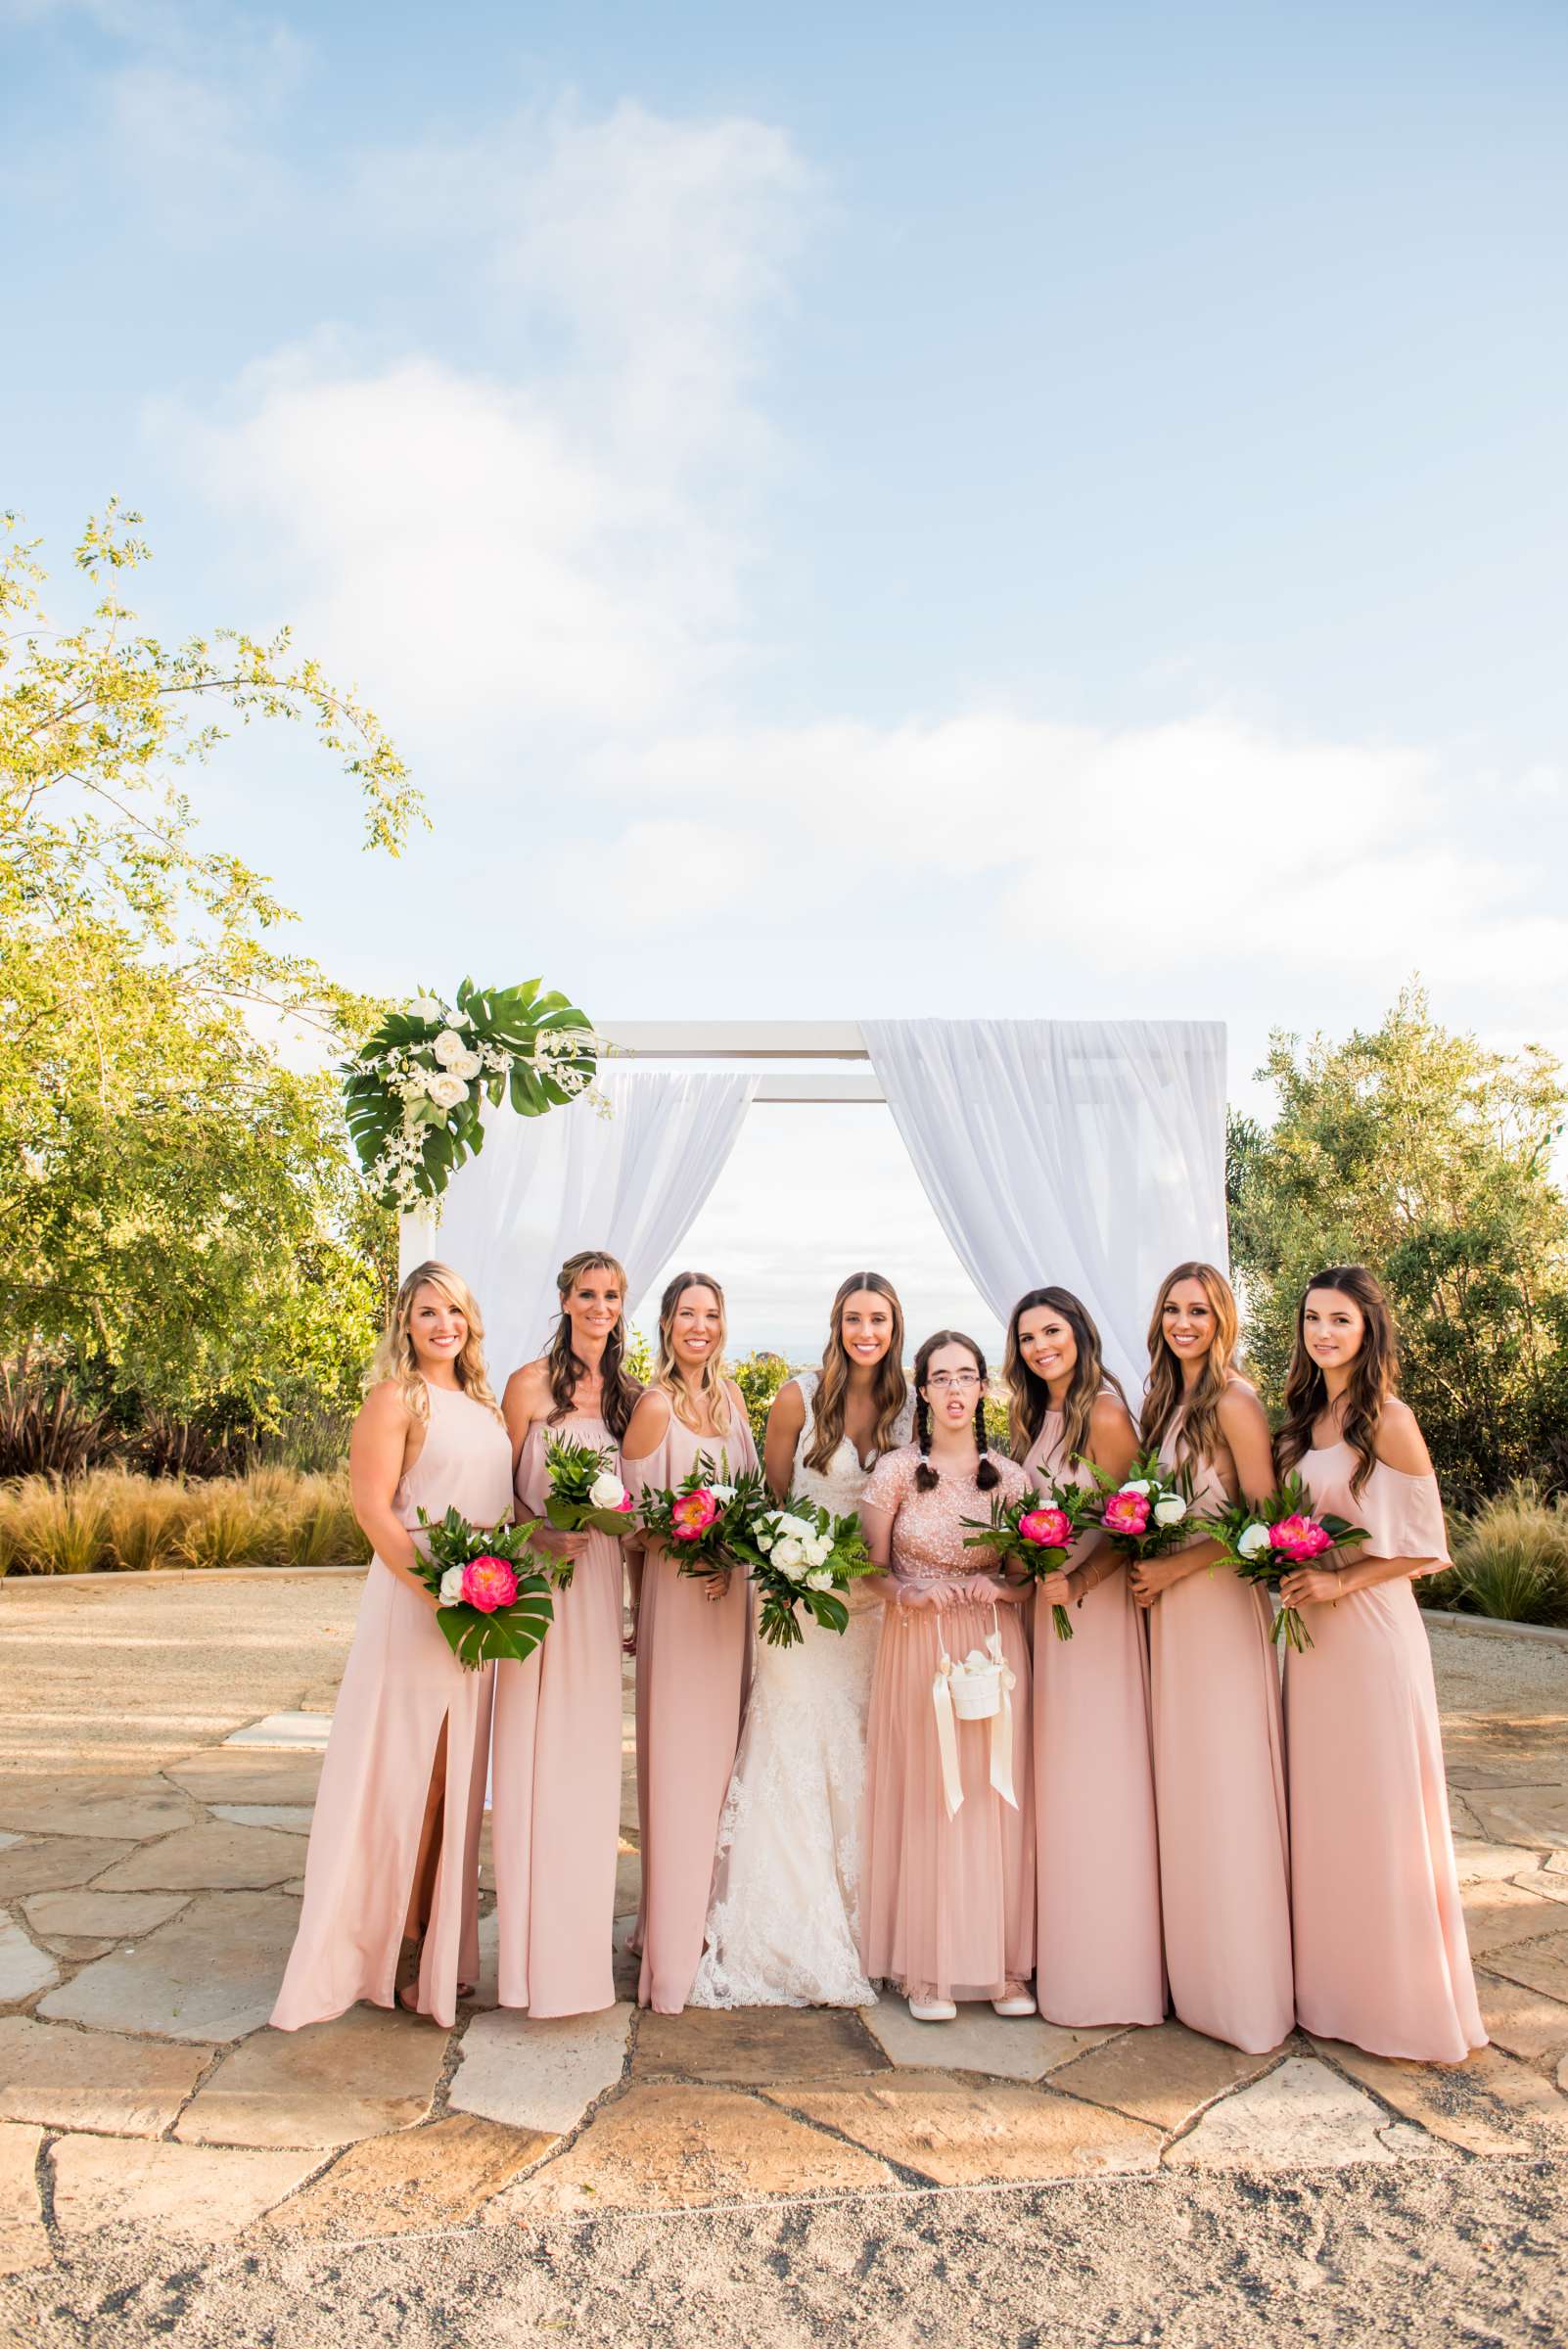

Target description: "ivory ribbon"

left=931, top=1605, right=1019, bottom=1822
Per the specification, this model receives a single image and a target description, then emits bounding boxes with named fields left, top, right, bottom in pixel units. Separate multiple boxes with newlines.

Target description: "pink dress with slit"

left=1026, top=1411, right=1165, bottom=2026
left=1148, top=1416, right=1294, bottom=2052
left=859, top=1447, right=1036, bottom=2004
left=1286, top=1442, right=1485, bottom=2061
left=489, top=1414, right=625, bottom=2016
left=624, top=1395, right=759, bottom=2014
left=271, top=1382, right=512, bottom=2031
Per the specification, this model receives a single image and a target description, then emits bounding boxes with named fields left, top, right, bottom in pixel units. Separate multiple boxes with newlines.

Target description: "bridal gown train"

left=690, top=1370, right=912, bottom=2008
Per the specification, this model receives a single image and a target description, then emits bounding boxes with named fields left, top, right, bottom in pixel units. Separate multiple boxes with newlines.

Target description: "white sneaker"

left=907, top=1997, right=957, bottom=2023
left=992, top=1994, right=1037, bottom=2017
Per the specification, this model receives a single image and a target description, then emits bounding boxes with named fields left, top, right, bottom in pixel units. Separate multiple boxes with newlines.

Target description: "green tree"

left=1228, top=987, right=1568, bottom=1506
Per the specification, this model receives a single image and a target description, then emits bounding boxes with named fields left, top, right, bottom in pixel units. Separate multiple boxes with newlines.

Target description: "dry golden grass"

left=0, top=1466, right=369, bottom=1576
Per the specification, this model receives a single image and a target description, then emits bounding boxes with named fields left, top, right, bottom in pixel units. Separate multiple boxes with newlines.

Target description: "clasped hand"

left=1277, top=1564, right=1343, bottom=1606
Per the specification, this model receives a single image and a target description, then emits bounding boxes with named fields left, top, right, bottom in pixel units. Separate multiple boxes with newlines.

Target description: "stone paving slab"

left=450, top=2004, right=632, bottom=2135
left=769, top=2071, right=1163, bottom=2185
left=1460, top=1879, right=1568, bottom=1957
left=485, top=2082, right=897, bottom=2215
left=1479, top=1929, right=1568, bottom=2005
left=0, top=1837, right=133, bottom=1898
left=261, top=2113, right=551, bottom=2238
left=1165, top=2057, right=1440, bottom=2170
left=92, top=1820, right=306, bottom=1893
left=0, top=1775, right=202, bottom=1843
left=0, top=2121, right=47, bottom=2278
left=633, top=2004, right=886, bottom=2085
left=1048, top=2021, right=1287, bottom=2133
left=1510, top=1867, right=1568, bottom=1906
left=50, top=2133, right=318, bottom=2243
left=21, top=1889, right=190, bottom=1958
left=1465, top=1786, right=1568, bottom=1848
left=0, top=2014, right=210, bottom=2135
left=39, top=1890, right=300, bottom=2043
left=861, top=1995, right=1119, bottom=2081
left=1474, top=1968, right=1568, bottom=2066
left=210, top=1805, right=314, bottom=1834
left=1453, top=1837, right=1549, bottom=1882
left=223, top=1714, right=331, bottom=1751
left=164, top=1752, right=323, bottom=1807
left=0, top=1918, right=58, bottom=2005
left=176, top=2004, right=450, bottom=2149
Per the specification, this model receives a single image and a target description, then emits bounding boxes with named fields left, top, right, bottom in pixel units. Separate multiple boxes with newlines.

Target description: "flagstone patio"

left=1, top=1570, right=1566, bottom=2278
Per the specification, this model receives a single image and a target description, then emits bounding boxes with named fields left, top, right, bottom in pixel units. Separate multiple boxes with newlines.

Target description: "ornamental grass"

left=0, top=1467, right=369, bottom=1577
left=1425, top=1481, right=1568, bottom=1629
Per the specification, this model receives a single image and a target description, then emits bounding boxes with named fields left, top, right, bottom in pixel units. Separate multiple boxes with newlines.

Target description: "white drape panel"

left=398, top=1067, right=758, bottom=1381
left=861, top=1020, right=1228, bottom=1394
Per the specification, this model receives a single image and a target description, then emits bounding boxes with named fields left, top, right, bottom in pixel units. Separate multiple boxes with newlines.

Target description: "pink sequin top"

left=861, top=1444, right=1028, bottom=1583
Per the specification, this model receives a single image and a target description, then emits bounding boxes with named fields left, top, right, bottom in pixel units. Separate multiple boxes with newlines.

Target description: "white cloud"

left=546, top=817, right=764, bottom=918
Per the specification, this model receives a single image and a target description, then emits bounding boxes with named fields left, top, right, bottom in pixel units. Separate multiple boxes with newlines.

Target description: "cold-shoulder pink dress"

left=624, top=1396, right=759, bottom=2014
left=272, top=1382, right=512, bottom=2031
left=1148, top=1419, right=1294, bottom=2052
left=860, top=1447, right=1035, bottom=2004
left=1026, top=1412, right=1165, bottom=2026
left=489, top=1413, right=625, bottom=2016
left=1286, top=1441, right=1485, bottom=2061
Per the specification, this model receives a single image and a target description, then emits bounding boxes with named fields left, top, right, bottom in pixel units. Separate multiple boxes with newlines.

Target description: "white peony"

left=589, top=1471, right=627, bottom=1511
left=433, top=1029, right=469, bottom=1068
left=774, top=1539, right=806, bottom=1576
left=408, top=996, right=445, bottom=1023
left=1123, top=1479, right=1152, bottom=1496
left=803, top=1540, right=829, bottom=1568
left=806, top=1569, right=835, bottom=1591
left=438, top=1564, right=466, bottom=1606
left=425, top=1071, right=468, bottom=1111
left=1153, top=1496, right=1187, bottom=1527
left=451, top=1050, right=484, bottom=1082
left=1236, top=1521, right=1271, bottom=1558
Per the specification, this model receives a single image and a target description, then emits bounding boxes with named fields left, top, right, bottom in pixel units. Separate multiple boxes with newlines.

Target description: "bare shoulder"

left=1218, top=1376, right=1268, bottom=1431
left=1374, top=1396, right=1433, bottom=1476
left=623, top=1387, right=673, bottom=1461
left=769, top=1378, right=807, bottom=1429
left=1088, top=1391, right=1135, bottom=1444
left=503, top=1358, right=552, bottom=1405
left=358, top=1378, right=411, bottom=1430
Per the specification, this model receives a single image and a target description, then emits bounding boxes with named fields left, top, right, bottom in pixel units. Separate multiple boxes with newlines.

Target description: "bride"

left=691, top=1272, right=912, bottom=2007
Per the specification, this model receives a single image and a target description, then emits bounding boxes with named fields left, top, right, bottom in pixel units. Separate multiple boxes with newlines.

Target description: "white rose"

left=425, top=1071, right=468, bottom=1111
left=451, top=1050, right=484, bottom=1082
left=1236, top=1521, right=1271, bottom=1558
left=806, top=1569, right=835, bottom=1591
left=1153, top=1497, right=1187, bottom=1527
left=433, top=1029, right=468, bottom=1068
left=803, top=1540, right=829, bottom=1568
left=1123, top=1479, right=1152, bottom=1497
left=438, top=1564, right=466, bottom=1606
left=774, top=1538, right=804, bottom=1571
left=589, top=1471, right=627, bottom=1511
left=408, top=996, right=444, bottom=1023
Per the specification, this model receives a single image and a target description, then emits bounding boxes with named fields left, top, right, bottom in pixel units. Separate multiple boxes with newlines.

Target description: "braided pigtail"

left=974, top=1395, right=1000, bottom=1491
left=913, top=1394, right=940, bottom=1492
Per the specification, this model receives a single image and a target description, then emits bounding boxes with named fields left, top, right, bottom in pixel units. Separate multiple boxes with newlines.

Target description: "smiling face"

left=1017, top=1304, right=1078, bottom=1393
left=565, top=1262, right=623, bottom=1352
left=669, top=1284, right=723, bottom=1374
left=408, top=1281, right=467, bottom=1374
left=1160, top=1276, right=1218, bottom=1367
left=1302, top=1286, right=1366, bottom=1375
left=840, top=1288, right=895, bottom=1371
left=921, top=1339, right=983, bottom=1430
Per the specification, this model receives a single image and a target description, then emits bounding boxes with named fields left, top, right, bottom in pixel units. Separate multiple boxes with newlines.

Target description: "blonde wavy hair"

left=653, top=1269, right=732, bottom=1435
left=370, top=1261, right=504, bottom=1424
left=1138, top=1260, right=1239, bottom=1469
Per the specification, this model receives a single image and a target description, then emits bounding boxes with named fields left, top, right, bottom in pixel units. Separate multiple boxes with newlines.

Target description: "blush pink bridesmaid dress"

left=489, top=1413, right=624, bottom=2016
left=1148, top=1415, right=1294, bottom=2053
left=1286, top=1442, right=1485, bottom=2062
left=859, top=1448, right=1036, bottom=2005
left=624, top=1394, right=759, bottom=2014
left=271, top=1383, right=513, bottom=2031
left=1026, top=1412, right=1165, bottom=2027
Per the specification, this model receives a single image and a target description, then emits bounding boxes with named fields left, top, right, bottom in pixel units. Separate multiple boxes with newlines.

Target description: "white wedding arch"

left=398, top=1018, right=1229, bottom=1393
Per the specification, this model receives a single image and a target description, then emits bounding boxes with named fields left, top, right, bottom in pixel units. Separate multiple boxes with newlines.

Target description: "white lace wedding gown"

left=690, top=1371, right=911, bottom=2008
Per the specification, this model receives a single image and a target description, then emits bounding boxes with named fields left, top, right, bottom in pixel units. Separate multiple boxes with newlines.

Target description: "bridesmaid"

left=1132, top=1262, right=1294, bottom=2054
left=1275, top=1266, right=1485, bottom=2061
left=272, top=1263, right=512, bottom=2031
left=622, top=1269, right=759, bottom=2014
left=494, top=1250, right=641, bottom=2017
left=859, top=1331, right=1036, bottom=2023
left=1006, top=1287, right=1165, bottom=2028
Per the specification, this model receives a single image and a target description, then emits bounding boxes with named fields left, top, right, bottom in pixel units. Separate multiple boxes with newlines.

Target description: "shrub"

left=1440, top=1482, right=1568, bottom=1628
left=0, top=1365, right=115, bottom=1480
left=730, top=1352, right=795, bottom=1444
left=0, top=1466, right=369, bottom=1577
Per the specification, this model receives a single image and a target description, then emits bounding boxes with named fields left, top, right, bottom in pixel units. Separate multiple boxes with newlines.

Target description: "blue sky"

left=6, top=0, right=1567, bottom=1355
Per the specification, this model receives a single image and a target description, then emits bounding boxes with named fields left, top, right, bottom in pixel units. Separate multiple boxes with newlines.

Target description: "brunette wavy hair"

left=653, top=1270, right=733, bottom=1436
left=1003, top=1285, right=1130, bottom=1467
left=804, top=1271, right=909, bottom=1473
left=369, top=1261, right=503, bottom=1424
left=1138, top=1261, right=1240, bottom=1469
left=544, top=1249, right=641, bottom=1442
left=911, top=1329, right=1000, bottom=1495
left=1275, top=1264, right=1398, bottom=1497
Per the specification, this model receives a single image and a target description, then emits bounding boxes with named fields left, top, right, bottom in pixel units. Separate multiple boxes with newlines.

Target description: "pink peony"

left=461, top=1554, right=518, bottom=1613
left=1103, top=1489, right=1152, bottom=1537
left=1018, top=1507, right=1073, bottom=1549
left=615, top=1491, right=634, bottom=1513
left=1269, top=1513, right=1332, bottom=1563
left=671, top=1489, right=718, bottom=1541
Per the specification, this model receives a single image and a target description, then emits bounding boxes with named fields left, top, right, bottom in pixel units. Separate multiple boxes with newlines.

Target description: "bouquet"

left=412, top=1507, right=558, bottom=1669
left=636, top=1451, right=768, bottom=1586
left=540, top=1433, right=634, bottom=1587
left=726, top=1495, right=877, bottom=1648
left=1084, top=1452, right=1196, bottom=1564
left=1200, top=1473, right=1370, bottom=1653
left=961, top=1483, right=1098, bottom=1640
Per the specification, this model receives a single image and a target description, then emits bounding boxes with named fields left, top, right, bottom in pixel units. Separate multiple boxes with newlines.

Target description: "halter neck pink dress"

left=1148, top=1412, right=1294, bottom=2052
left=1286, top=1441, right=1485, bottom=2062
left=271, top=1381, right=512, bottom=2031
left=624, top=1391, right=759, bottom=2014
left=1025, top=1410, right=1165, bottom=2027
left=859, top=1446, right=1035, bottom=2005
left=489, top=1410, right=625, bottom=2016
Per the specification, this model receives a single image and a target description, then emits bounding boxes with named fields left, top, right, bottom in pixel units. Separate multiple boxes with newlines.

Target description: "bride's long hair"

left=804, top=1271, right=908, bottom=1472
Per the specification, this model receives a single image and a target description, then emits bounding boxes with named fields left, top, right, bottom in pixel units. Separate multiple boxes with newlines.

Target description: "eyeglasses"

left=926, top=1371, right=981, bottom=1390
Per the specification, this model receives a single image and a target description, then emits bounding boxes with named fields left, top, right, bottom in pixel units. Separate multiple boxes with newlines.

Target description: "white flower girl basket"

left=931, top=1602, right=1019, bottom=1821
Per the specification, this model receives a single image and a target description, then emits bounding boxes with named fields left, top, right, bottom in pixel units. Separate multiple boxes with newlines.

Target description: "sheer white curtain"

left=399, top=1067, right=758, bottom=1380
left=862, top=1020, right=1228, bottom=1394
